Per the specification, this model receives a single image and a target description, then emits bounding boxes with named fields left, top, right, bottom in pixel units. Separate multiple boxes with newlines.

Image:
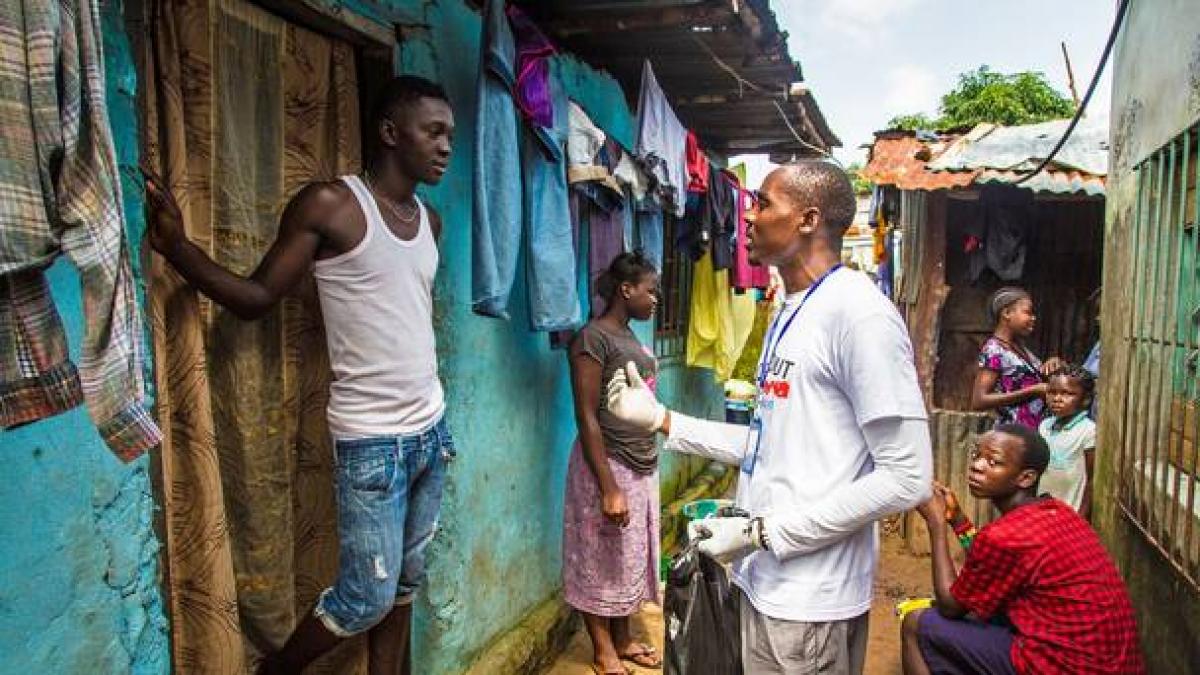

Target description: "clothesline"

left=688, top=33, right=836, bottom=163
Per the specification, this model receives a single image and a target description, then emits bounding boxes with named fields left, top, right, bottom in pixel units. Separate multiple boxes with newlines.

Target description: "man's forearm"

left=929, top=521, right=967, bottom=618
left=763, top=417, right=931, bottom=559
left=664, top=412, right=748, bottom=465
left=163, top=239, right=276, bottom=319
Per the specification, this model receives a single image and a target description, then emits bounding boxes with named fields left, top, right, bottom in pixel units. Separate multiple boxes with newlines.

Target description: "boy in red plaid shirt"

left=901, top=424, right=1144, bottom=675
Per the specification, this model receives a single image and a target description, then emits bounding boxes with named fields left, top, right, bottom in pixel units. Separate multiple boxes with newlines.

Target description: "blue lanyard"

left=744, top=263, right=843, bottom=477
left=756, top=264, right=842, bottom=389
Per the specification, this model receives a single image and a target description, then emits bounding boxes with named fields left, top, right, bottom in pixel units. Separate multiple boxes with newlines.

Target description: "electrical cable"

left=690, top=34, right=836, bottom=162
left=1013, top=0, right=1130, bottom=185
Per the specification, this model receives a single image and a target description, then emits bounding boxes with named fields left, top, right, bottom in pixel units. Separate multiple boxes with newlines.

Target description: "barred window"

left=1118, top=120, right=1200, bottom=586
left=655, top=214, right=693, bottom=358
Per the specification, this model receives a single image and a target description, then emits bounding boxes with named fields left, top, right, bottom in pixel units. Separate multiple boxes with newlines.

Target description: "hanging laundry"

left=472, top=4, right=577, bottom=332
left=566, top=102, right=623, bottom=195
left=506, top=4, right=555, bottom=131
left=584, top=192, right=626, bottom=318
left=604, top=139, right=636, bottom=252
left=969, top=189, right=1031, bottom=283
left=0, top=0, right=161, bottom=460
left=635, top=60, right=688, bottom=218
left=730, top=292, right=776, bottom=382
left=675, top=192, right=707, bottom=261
left=472, top=0, right=523, bottom=319
left=869, top=185, right=886, bottom=264
left=686, top=131, right=710, bottom=193
left=522, top=77, right=581, bottom=332
left=614, top=152, right=650, bottom=202
left=563, top=102, right=629, bottom=316
left=686, top=252, right=755, bottom=381
left=706, top=167, right=737, bottom=271
left=728, top=165, right=770, bottom=292
left=567, top=102, right=606, bottom=178
left=613, top=147, right=663, bottom=271
left=980, top=203, right=1029, bottom=282
left=634, top=200, right=664, bottom=272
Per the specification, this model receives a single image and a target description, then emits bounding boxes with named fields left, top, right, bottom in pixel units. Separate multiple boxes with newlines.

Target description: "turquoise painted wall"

left=0, top=1, right=170, bottom=673
left=0, top=0, right=719, bottom=672
left=387, top=1, right=722, bottom=670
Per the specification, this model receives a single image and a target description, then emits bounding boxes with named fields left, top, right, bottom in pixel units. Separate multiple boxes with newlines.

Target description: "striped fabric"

left=0, top=0, right=161, bottom=460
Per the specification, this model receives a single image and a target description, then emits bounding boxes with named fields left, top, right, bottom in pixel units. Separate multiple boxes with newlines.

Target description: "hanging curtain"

left=139, top=0, right=362, bottom=672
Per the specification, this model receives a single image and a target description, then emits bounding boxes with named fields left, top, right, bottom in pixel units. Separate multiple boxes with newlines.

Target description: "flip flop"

left=591, top=664, right=631, bottom=675
left=618, top=643, right=662, bottom=669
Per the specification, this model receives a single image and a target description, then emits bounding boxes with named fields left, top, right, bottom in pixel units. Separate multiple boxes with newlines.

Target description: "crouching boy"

left=901, top=424, right=1144, bottom=675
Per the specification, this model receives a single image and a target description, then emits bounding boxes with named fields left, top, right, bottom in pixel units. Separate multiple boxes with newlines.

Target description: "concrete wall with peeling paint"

left=0, top=1, right=170, bottom=673
left=1097, top=2, right=1200, bottom=672
left=0, top=0, right=721, bottom=671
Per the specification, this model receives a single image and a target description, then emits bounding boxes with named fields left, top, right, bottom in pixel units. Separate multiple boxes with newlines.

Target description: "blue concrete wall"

left=0, top=0, right=719, bottom=672
left=385, top=1, right=722, bottom=670
left=0, top=1, right=170, bottom=673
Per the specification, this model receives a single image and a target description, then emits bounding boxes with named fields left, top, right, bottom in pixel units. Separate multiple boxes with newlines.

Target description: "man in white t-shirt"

left=607, top=161, right=932, bottom=674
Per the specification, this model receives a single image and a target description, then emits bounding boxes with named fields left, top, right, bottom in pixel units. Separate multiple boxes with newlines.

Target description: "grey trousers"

left=739, top=591, right=869, bottom=675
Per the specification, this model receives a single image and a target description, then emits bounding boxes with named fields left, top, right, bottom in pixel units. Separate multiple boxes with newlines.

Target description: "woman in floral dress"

left=971, top=287, right=1064, bottom=429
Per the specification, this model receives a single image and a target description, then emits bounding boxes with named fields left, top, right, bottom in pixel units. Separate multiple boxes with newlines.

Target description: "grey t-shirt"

left=574, top=322, right=659, bottom=474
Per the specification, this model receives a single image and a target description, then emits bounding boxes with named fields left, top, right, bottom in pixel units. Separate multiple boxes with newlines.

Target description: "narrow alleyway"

left=543, top=535, right=929, bottom=674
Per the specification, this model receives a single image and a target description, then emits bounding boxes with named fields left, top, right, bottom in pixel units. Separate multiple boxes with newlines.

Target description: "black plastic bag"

left=664, top=541, right=743, bottom=675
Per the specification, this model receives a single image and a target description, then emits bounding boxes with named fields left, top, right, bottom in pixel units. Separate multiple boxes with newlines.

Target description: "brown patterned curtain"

left=139, top=0, right=363, bottom=672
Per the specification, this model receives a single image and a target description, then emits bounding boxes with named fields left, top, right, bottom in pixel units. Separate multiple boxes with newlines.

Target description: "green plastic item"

left=681, top=498, right=735, bottom=520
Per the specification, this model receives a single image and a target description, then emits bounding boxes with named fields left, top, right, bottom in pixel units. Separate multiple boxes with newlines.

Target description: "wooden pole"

left=1061, top=41, right=1082, bottom=112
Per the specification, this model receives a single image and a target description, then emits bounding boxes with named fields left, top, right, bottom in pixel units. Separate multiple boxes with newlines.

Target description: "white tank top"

left=313, top=175, right=444, bottom=438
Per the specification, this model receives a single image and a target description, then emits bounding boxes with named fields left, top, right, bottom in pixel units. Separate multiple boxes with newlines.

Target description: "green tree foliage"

left=845, top=162, right=873, bottom=195
left=887, top=66, right=1075, bottom=131
left=886, top=112, right=939, bottom=132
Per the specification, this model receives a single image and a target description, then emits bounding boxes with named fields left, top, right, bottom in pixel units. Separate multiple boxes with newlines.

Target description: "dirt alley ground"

left=544, top=535, right=931, bottom=675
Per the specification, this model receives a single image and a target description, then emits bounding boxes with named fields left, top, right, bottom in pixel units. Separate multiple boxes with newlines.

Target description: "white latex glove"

left=688, top=516, right=768, bottom=564
left=606, top=361, right=668, bottom=432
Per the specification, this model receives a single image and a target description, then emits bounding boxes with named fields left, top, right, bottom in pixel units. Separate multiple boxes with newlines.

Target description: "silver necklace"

left=364, top=172, right=419, bottom=223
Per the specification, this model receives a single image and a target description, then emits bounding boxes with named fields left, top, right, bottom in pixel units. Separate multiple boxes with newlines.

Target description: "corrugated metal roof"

left=975, top=169, right=1106, bottom=197
left=864, top=121, right=1108, bottom=196
left=928, top=120, right=1109, bottom=176
left=862, top=134, right=976, bottom=191
left=518, top=0, right=840, bottom=157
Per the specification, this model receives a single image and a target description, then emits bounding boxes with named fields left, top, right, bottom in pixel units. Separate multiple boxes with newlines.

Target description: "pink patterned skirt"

left=562, top=442, right=661, bottom=617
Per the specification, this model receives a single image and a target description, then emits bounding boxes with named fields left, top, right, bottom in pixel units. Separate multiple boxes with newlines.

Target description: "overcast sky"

left=734, top=0, right=1118, bottom=186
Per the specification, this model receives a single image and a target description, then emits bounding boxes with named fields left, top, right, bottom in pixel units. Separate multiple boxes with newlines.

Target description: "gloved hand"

left=688, top=516, right=768, bottom=564
left=606, top=361, right=668, bottom=432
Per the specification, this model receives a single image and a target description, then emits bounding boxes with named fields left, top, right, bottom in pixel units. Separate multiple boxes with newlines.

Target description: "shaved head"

left=774, top=161, right=857, bottom=241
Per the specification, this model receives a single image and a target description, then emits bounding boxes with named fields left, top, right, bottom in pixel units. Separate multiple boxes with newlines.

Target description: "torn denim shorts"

left=314, top=417, right=455, bottom=636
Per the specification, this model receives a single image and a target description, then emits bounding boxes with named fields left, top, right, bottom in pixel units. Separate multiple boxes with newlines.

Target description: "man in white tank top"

left=144, top=76, right=454, bottom=675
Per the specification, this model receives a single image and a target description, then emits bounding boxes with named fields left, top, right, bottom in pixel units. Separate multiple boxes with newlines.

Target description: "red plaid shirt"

left=951, top=499, right=1144, bottom=674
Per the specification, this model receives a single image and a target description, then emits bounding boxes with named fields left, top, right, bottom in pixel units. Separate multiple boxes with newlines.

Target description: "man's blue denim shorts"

left=313, top=417, right=455, bottom=636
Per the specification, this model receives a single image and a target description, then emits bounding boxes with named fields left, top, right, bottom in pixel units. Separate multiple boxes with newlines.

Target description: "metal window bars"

left=1119, top=121, right=1200, bottom=588
left=655, top=213, right=693, bottom=359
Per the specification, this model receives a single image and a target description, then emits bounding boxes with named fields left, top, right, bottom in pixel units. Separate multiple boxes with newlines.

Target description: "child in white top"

left=1038, top=365, right=1097, bottom=520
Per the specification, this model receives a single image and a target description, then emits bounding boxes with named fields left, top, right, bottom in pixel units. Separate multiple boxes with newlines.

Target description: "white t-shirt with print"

left=1038, top=414, right=1096, bottom=512
left=731, top=269, right=928, bottom=622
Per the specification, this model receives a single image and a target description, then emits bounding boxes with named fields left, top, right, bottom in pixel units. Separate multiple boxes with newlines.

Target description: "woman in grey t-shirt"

left=563, top=252, right=662, bottom=673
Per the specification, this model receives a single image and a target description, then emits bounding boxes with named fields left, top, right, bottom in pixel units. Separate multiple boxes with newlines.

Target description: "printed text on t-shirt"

left=760, top=355, right=795, bottom=404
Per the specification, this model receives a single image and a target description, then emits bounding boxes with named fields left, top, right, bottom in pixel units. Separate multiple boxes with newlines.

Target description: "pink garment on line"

left=732, top=182, right=770, bottom=291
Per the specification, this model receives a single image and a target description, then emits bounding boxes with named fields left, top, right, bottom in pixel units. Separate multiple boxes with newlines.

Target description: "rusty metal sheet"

left=862, top=135, right=977, bottom=191
left=865, top=132, right=1108, bottom=196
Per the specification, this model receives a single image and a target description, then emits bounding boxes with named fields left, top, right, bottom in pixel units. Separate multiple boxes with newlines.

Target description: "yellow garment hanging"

left=873, top=199, right=888, bottom=265
left=687, top=252, right=755, bottom=381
